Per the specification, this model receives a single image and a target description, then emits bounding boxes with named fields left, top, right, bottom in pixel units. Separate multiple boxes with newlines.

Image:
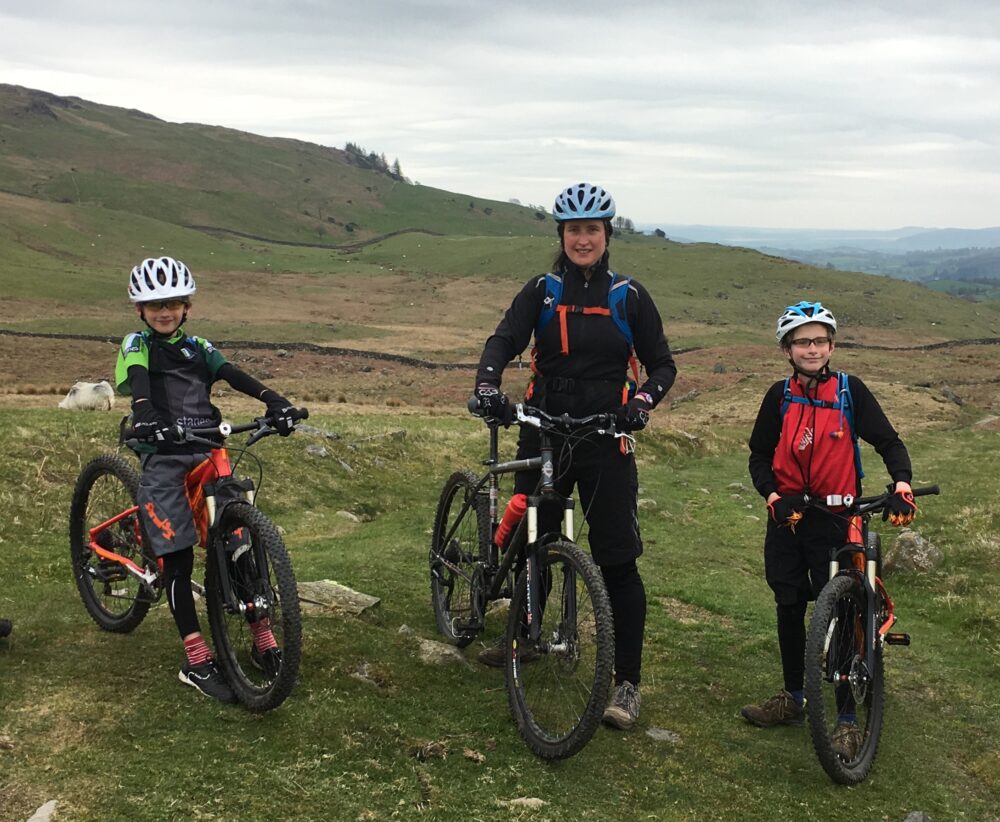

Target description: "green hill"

left=0, top=83, right=545, bottom=246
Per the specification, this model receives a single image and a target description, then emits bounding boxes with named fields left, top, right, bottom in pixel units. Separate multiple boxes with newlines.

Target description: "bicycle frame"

left=816, top=485, right=938, bottom=689
left=87, top=421, right=277, bottom=610
left=435, top=404, right=620, bottom=640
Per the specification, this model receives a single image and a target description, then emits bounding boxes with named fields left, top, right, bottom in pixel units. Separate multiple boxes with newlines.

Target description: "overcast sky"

left=2, top=0, right=999, bottom=229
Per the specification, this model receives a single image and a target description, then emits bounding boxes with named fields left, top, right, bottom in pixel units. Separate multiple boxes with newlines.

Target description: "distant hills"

left=639, top=224, right=1000, bottom=254
left=3, top=82, right=1000, bottom=340
left=636, top=223, right=1000, bottom=299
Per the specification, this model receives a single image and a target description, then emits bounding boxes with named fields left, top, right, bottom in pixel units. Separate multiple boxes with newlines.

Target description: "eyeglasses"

left=143, top=299, right=189, bottom=311
left=789, top=336, right=832, bottom=349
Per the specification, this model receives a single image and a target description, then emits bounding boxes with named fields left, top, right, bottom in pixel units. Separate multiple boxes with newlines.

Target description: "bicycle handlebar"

left=806, top=484, right=940, bottom=515
left=124, top=408, right=310, bottom=449
left=468, top=395, right=618, bottom=434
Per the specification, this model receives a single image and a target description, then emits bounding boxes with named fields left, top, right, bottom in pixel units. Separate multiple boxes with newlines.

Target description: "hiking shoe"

left=476, top=637, right=539, bottom=668
left=251, top=645, right=283, bottom=678
left=603, top=681, right=641, bottom=730
left=0, top=619, right=11, bottom=639
left=740, top=690, right=804, bottom=727
left=179, top=660, right=237, bottom=704
left=831, top=721, right=862, bottom=760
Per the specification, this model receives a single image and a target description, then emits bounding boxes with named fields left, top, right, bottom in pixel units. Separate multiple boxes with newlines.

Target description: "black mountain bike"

left=69, top=414, right=307, bottom=711
left=804, top=484, right=939, bottom=783
left=429, top=401, right=620, bottom=759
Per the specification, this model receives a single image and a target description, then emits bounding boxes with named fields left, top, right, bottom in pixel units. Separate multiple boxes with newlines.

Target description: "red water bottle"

left=494, top=493, right=528, bottom=550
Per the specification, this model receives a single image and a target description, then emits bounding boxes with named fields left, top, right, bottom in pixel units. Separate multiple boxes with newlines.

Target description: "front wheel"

left=205, top=502, right=301, bottom=711
left=429, top=470, right=489, bottom=647
left=69, top=454, right=156, bottom=633
left=505, top=540, right=614, bottom=760
left=805, top=573, right=885, bottom=784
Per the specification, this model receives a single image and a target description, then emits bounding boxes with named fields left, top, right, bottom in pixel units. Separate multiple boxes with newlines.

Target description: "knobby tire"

left=205, top=502, right=301, bottom=711
left=69, top=453, right=155, bottom=633
left=805, top=573, right=886, bottom=784
left=429, top=469, right=489, bottom=648
left=505, top=540, right=614, bottom=760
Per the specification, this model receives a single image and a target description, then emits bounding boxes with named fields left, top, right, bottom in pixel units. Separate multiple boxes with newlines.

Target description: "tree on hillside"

left=343, top=142, right=409, bottom=183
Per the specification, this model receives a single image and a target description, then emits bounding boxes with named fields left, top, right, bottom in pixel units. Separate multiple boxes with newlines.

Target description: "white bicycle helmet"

left=552, top=182, right=616, bottom=222
left=128, top=256, right=196, bottom=303
left=775, top=300, right=837, bottom=342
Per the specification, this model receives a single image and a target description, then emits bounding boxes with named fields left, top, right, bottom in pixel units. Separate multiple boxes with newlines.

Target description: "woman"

left=473, top=182, right=677, bottom=729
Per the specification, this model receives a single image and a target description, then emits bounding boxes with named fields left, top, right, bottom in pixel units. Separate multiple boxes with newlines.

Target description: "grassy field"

left=0, top=397, right=997, bottom=821
left=2, top=80, right=999, bottom=820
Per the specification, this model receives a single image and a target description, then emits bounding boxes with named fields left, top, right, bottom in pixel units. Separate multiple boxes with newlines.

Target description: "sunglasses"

left=789, top=336, right=832, bottom=349
left=143, top=299, right=189, bottom=311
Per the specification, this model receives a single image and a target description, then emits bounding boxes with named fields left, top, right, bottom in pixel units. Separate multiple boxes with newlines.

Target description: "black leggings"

left=776, top=601, right=808, bottom=693
left=161, top=548, right=201, bottom=638
left=601, top=560, right=646, bottom=687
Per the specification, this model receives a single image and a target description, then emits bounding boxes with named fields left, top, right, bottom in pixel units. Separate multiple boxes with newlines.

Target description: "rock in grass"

left=883, top=530, right=943, bottom=575
left=28, top=801, right=58, bottom=822
left=297, top=579, right=380, bottom=615
left=647, top=727, right=681, bottom=744
left=415, top=636, right=472, bottom=668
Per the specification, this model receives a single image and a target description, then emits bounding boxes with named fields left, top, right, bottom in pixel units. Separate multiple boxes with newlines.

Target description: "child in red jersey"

left=741, top=301, right=916, bottom=758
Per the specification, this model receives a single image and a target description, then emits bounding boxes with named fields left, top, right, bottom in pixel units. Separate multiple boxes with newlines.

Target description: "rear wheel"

left=429, top=470, right=489, bottom=647
left=505, top=540, right=614, bottom=760
left=205, top=502, right=301, bottom=711
left=805, top=573, right=885, bottom=784
left=69, top=454, right=156, bottom=633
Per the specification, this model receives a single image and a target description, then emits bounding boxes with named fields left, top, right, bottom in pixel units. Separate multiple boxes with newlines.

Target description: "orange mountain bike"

left=803, top=484, right=940, bottom=783
left=68, top=415, right=306, bottom=711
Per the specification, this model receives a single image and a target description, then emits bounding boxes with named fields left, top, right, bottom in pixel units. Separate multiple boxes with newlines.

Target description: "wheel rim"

left=430, top=483, right=481, bottom=641
left=78, top=470, right=148, bottom=619
left=217, top=525, right=285, bottom=691
left=512, top=553, right=605, bottom=744
left=818, top=586, right=877, bottom=766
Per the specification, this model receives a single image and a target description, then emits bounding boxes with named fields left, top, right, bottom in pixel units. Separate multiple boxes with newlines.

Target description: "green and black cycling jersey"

left=116, top=327, right=226, bottom=454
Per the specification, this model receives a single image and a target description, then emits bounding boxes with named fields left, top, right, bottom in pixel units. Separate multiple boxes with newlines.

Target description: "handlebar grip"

left=293, top=407, right=309, bottom=421
left=912, top=485, right=940, bottom=497
left=467, top=395, right=483, bottom=415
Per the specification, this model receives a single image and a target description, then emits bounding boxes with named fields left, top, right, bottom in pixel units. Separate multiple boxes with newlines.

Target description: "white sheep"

left=58, top=381, right=115, bottom=411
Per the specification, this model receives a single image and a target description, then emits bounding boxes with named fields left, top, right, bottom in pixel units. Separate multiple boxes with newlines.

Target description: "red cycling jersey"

left=771, top=375, right=859, bottom=499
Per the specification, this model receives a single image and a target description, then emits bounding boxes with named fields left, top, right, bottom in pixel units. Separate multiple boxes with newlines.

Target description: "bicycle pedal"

left=884, top=632, right=911, bottom=646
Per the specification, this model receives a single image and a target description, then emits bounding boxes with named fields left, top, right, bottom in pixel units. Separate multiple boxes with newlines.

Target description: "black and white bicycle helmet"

left=775, top=300, right=837, bottom=342
left=128, top=256, right=196, bottom=303
left=552, top=182, right=616, bottom=222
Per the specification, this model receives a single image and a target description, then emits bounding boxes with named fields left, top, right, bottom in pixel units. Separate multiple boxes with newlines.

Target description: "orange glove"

left=768, top=495, right=805, bottom=531
left=883, top=488, right=917, bottom=527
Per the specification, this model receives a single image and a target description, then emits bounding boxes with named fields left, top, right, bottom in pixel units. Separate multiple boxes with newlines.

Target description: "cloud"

left=1, top=0, right=998, bottom=228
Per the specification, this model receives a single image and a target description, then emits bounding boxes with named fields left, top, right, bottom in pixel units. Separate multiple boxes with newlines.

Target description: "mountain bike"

left=68, top=414, right=307, bottom=711
left=803, top=484, right=940, bottom=784
left=429, top=401, right=622, bottom=759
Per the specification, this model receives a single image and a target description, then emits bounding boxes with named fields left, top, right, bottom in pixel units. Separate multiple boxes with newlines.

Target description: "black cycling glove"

left=474, top=383, right=513, bottom=425
left=131, top=400, right=175, bottom=443
left=615, top=393, right=652, bottom=432
left=264, top=395, right=300, bottom=437
left=767, top=495, right=805, bottom=529
left=883, top=488, right=917, bottom=527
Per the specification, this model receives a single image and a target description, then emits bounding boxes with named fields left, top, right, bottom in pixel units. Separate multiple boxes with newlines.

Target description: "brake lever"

left=245, top=421, right=275, bottom=447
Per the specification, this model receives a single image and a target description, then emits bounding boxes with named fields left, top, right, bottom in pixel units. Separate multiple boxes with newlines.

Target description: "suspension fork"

left=522, top=431, right=578, bottom=642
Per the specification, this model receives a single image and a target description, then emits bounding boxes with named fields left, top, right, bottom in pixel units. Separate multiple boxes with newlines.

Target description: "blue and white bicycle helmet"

left=552, top=182, right=616, bottom=222
left=128, top=256, right=196, bottom=303
left=775, top=300, right=837, bottom=342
